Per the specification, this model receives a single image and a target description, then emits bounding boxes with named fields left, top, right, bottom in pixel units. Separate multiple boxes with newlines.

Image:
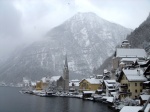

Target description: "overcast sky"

left=0, top=0, right=150, bottom=59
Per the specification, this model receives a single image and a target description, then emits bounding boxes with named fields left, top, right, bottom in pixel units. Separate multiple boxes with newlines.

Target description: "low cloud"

left=0, top=0, right=150, bottom=59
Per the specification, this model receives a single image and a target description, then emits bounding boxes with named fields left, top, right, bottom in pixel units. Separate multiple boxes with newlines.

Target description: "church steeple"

left=64, top=54, right=68, bottom=69
left=63, top=54, right=69, bottom=92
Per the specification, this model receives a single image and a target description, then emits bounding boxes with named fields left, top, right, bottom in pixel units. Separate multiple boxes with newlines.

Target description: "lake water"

left=0, top=87, right=112, bottom=112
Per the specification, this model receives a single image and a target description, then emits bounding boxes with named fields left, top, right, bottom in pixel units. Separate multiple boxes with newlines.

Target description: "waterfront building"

left=102, top=80, right=117, bottom=96
left=35, top=77, right=49, bottom=90
left=117, top=68, right=147, bottom=100
left=69, top=79, right=80, bottom=92
left=79, top=78, right=102, bottom=91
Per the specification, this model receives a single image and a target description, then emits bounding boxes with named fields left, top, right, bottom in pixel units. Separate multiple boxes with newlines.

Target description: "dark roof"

left=140, top=60, right=150, bottom=67
left=144, top=65, right=150, bottom=76
left=117, top=71, right=124, bottom=82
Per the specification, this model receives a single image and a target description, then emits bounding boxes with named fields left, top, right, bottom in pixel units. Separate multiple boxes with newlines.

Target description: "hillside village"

left=20, top=40, right=150, bottom=112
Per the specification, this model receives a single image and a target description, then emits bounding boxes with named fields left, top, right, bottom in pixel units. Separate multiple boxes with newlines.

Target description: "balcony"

left=119, top=91, right=131, bottom=95
left=120, top=84, right=128, bottom=89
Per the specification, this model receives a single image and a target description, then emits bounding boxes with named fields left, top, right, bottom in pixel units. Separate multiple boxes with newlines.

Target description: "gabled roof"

left=86, top=78, right=101, bottom=84
left=80, top=78, right=101, bottom=84
left=120, top=104, right=150, bottom=112
left=123, top=68, right=147, bottom=82
left=140, top=95, right=150, bottom=101
left=121, top=58, right=138, bottom=63
left=140, top=60, right=150, bottom=67
left=69, top=82, right=79, bottom=86
left=51, top=76, right=62, bottom=82
left=116, top=48, right=147, bottom=58
left=120, top=106, right=142, bottom=112
left=104, top=80, right=116, bottom=87
left=83, top=91, right=95, bottom=94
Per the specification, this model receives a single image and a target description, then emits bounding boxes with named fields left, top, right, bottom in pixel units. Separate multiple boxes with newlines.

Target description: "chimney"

left=137, top=69, right=140, bottom=76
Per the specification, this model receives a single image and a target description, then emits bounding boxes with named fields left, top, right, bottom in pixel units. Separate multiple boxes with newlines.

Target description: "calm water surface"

left=0, top=87, right=112, bottom=112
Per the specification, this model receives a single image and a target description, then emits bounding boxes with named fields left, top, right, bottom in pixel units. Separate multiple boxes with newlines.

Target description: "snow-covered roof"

left=104, top=69, right=108, bottom=73
left=140, top=95, right=150, bottom=101
left=143, top=81, right=150, bottom=84
left=69, top=82, right=79, bottom=87
left=145, top=104, right=150, bottom=112
left=41, top=77, right=48, bottom=83
left=31, top=82, right=36, bottom=86
left=86, top=78, right=101, bottom=84
left=96, top=89, right=102, bottom=92
left=123, top=68, right=147, bottom=82
left=96, top=75, right=103, bottom=76
left=102, top=96, right=114, bottom=102
left=119, top=62, right=125, bottom=65
left=121, top=58, right=138, bottom=63
left=50, top=76, right=61, bottom=82
left=120, top=104, right=150, bottom=112
left=138, top=61, right=147, bottom=65
left=83, top=91, right=95, bottom=94
left=104, top=80, right=116, bottom=87
left=120, top=106, right=142, bottom=112
left=70, top=79, right=80, bottom=82
left=110, top=92, right=117, bottom=96
left=116, top=48, right=147, bottom=58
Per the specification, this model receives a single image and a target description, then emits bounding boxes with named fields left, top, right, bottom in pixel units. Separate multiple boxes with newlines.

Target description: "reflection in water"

left=62, top=98, right=69, bottom=112
left=0, top=87, right=111, bottom=112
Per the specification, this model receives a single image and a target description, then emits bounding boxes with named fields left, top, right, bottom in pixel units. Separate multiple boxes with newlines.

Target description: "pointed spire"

left=65, top=53, right=68, bottom=69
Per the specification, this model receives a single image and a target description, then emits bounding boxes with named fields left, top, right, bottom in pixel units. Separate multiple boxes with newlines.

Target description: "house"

left=117, top=68, right=147, bottom=100
left=103, top=69, right=111, bottom=80
left=119, top=58, right=138, bottom=69
left=112, top=48, right=147, bottom=70
left=82, top=91, right=95, bottom=99
left=35, top=77, right=50, bottom=90
left=79, top=78, right=102, bottom=91
left=120, top=40, right=131, bottom=48
left=69, top=79, right=80, bottom=92
left=140, top=95, right=150, bottom=105
left=103, top=80, right=117, bottom=96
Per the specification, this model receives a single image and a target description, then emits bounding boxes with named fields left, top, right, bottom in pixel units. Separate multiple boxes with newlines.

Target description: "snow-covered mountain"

left=0, top=12, right=132, bottom=84
left=96, top=13, right=150, bottom=74
left=127, top=13, right=150, bottom=54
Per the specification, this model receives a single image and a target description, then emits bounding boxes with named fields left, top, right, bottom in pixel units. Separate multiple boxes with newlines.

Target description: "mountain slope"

left=127, top=13, right=150, bottom=54
left=96, top=13, right=150, bottom=74
left=0, top=12, right=132, bottom=84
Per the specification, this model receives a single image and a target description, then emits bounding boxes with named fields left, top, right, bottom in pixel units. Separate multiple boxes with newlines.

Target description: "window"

left=135, top=89, right=137, bottom=93
left=128, top=90, right=130, bottom=92
left=140, top=83, right=143, bottom=86
left=140, top=89, right=142, bottom=92
left=135, top=83, right=137, bottom=86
